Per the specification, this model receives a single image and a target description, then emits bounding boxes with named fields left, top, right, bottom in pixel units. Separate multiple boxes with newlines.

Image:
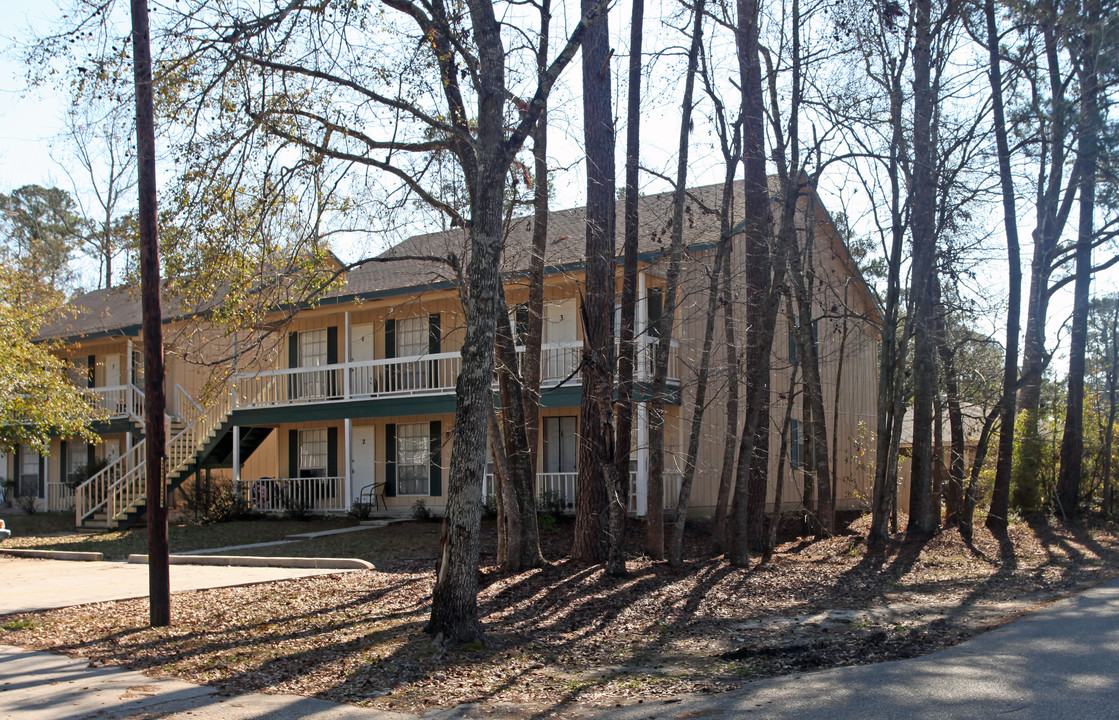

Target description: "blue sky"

left=0, top=0, right=68, bottom=193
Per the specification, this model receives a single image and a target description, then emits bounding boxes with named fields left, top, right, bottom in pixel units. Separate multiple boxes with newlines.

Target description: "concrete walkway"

left=2, top=570, right=1119, bottom=718
left=0, top=557, right=356, bottom=614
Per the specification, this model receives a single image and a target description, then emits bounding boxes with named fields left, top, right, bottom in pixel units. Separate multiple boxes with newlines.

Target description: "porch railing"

left=231, top=340, right=679, bottom=410
left=234, top=477, right=347, bottom=514
left=47, top=481, right=75, bottom=511
left=83, top=384, right=145, bottom=421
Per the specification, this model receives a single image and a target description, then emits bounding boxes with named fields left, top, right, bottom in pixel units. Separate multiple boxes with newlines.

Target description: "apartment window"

left=543, top=416, right=578, bottom=474
left=19, top=445, right=42, bottom=498
left=397, top=317, right=429, bottom=357
left=790, top=419, right=803, bottom=470
left=396, top=423, right=430, bottom=495
left=299, top=429, right=328, bottom=478
left=299, top=329, right=328, bottom=367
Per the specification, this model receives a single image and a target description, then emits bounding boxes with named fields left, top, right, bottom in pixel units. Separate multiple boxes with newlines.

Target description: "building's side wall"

left=670, top=196, right=880, bottom=517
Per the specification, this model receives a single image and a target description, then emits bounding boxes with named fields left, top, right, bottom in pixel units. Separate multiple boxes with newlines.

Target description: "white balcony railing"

left=232, top=340, right=679, bottom=410
left=83, top=384, right=145, bottom=421
left=234, top=476, right=347, bottom=514
left=47, top=481, right=75, bottom=511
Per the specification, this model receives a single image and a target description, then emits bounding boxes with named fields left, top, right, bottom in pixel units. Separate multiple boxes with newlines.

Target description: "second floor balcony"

left=231, top=339, right=679, bottom=410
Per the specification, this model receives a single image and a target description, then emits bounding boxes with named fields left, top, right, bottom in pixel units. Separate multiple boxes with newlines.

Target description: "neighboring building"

left=21, top=182, right=881, bottom=529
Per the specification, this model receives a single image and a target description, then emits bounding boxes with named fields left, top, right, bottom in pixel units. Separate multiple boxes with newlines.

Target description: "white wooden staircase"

left=74, top=392, right=234, bottom=531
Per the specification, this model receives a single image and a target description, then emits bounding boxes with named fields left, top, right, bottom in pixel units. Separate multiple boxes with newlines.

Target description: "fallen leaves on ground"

left=3, top=514, right=1119, bottom=716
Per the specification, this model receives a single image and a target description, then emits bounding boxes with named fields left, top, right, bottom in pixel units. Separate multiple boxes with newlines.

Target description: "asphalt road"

left=1, top=564, right=1118, bottom=719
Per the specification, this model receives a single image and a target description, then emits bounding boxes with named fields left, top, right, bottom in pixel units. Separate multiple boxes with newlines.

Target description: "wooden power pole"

left=130, top=0, right=170, bottom=626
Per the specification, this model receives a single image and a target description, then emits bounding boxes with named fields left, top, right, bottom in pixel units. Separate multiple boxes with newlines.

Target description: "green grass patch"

left=2, top=619, right=36, bottom=631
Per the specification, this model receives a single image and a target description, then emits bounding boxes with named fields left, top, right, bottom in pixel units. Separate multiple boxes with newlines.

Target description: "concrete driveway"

left=0, top=556, right=356, bottom=614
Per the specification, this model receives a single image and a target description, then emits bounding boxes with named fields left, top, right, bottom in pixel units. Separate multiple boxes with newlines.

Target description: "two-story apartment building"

left=14, top=181, right=880, bottom=530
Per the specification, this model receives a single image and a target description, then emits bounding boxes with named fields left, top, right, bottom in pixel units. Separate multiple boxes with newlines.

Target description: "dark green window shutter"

left=790, top=419, right=802, bottom=470
left=429, top=421, right=442, bottom=497
left=288, top=429, right=299, bottom=478
left=326, top=326, right=338, bottom=364
left=428, top=314, right=441, bottom=354
left=287, top=334, right=299, bottom=400
left=87, top=355, right=96, bottom=387
left=288, top=333, right=299, bottom=368
left=327, top=427, right=338, bottom=477
left=514, top=306, right=530, bottom=347
left=647, top=288, right=663, bottom=339
left=385, top=424, right=397, bottom=497
left=59, top=441, right=68, bottom=483
left=87, top=443, right=96, bottom=468
left=384, top=319, right=396, bottom=359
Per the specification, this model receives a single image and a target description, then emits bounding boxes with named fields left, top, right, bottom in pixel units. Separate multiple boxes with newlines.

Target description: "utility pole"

left=130, top=0, right=170, bottom=626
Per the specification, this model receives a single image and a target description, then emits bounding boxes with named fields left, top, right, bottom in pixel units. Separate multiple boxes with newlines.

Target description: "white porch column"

left=636, top=272, right=648, bottom=382
left=232, top=426, right=241, bottom=484
left=343, top=311, right=351, bottom=399
left=125, top=339, right=133, bottom=386
left=636, top=401, right=649, bottom=516
left=344, top=417, right=353, bottom=506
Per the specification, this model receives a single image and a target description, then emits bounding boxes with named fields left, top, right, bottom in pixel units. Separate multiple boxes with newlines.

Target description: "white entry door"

left=351, top=426, right=376, bottom=504
left=351, top=323, right=375, bottom=395
left=543, top=299, right=577, bottom=344
left=104, top=354, right=122, bottom=387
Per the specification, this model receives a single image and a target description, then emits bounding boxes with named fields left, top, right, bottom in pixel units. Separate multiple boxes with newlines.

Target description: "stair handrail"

left=128, top=384, right=146, bottom=424
left=75, top=439, right=146, bottom=525
left=77, top=385, right=260, bottom=528
left=76, top=390, right=232, bottom=525
left=174, top=384, right=203, bottom=420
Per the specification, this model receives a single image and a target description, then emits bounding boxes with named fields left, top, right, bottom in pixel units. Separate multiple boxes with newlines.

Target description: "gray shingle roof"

left=38, top=180, right=799, bottom=340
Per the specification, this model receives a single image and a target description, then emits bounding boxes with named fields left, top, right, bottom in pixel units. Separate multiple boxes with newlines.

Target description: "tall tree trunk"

left=572, top=0, right=616, bottom=564
left=906, top=0, right=940, bottom=539
left=1010, top=9, right=1077, bottom=518
left=935, top=307, right=966, bottom=528
left=494, top=286, right=545, bottom=570
left=766, top=364, right=799, bottom=563
left=729, top=0, right=776, bottom=566
left=649, top=0, right=705, bottom=563
left=983, top=0, right=1022, bottom=535
left=522, top=0, right=552, bottom=521
left=1056, top=0, right=1099, bottom=521
left=488, top=407, right=519, bottom=568
left=713, top=251, right=741, bottom=553
left=868, top=58, right=910, bottom=549
left=616, top=0, right=644, bottom=569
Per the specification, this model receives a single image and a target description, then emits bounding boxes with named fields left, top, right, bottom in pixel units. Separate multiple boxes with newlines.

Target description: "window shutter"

left=327, top=427, right=338, bottom=477
left=789, top=328, right=798, bottom=367
left=647, top=288, right=664, bottom=339
left=429, top=421, right=442, bottom=497
left=790, top=419, right=801, bottom=470
left=514, top=306, right=530, bottom=347
left=87, top=355, right=96, bottom=387
left=288, top=429, right=299, bottom=478
left=385, top=424, right=397, bottom=497
left=428, top=313, right=441, bottom=354
left=59, top=441, right=68, bottom=484
left=327, top=326, right=339, bottom=364
left=287, top=334, right=299, bottom=400
left=87, top=443, right=96, bottom=468
left=385, top=319, right=396, bottom=359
